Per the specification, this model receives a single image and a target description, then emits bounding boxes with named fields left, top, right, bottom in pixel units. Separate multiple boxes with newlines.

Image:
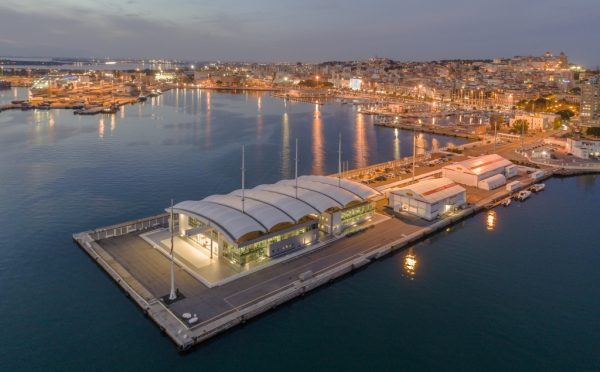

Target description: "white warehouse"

left=389, top=177, right=467, bottom=221
left=442, top=154, right=517, bottom=190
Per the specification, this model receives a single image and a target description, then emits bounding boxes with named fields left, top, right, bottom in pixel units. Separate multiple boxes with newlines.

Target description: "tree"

left=553, top=117, right=562, bottom=130
left=555, top=109, right=574, bottom=121
left=489, top=114, right=504, bottom=130
left=511, top=119, right=529, bottom=134
left=586, top=127, right=600, bottom=137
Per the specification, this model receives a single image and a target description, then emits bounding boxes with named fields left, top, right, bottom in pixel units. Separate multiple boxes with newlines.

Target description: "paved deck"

left=75, top=159, right=555, bottom=349
left=99, top=215, right=430, bottom=326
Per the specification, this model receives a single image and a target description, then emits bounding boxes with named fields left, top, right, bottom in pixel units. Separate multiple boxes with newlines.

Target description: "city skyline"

left=1, top=0, right=599, bottom=66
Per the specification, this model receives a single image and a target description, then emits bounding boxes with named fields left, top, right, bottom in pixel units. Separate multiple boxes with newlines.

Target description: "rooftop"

left=391, top=177, right=465, bottom=204
left=444, top=154, right=513, bottom=175
left=171, top=175, right=380, bottom=243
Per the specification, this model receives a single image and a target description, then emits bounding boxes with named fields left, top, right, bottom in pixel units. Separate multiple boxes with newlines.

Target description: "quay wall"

left=73, top=161, right=583, bottom=351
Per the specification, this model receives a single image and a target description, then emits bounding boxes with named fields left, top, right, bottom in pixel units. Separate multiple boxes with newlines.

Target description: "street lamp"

left=168, top=199, right=177, bottom=301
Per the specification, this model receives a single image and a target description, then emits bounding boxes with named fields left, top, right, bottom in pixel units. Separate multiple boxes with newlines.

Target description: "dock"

left=375, top=120, right=482, bottom=140
left=72, top=159, right=564, bottom=351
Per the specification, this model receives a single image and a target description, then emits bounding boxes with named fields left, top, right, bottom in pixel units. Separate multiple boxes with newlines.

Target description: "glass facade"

left=340, top=203, right=374, bottom=228
left=183, top=203, right=374, bottom=266
left=233, top=222, right=318, bottom=265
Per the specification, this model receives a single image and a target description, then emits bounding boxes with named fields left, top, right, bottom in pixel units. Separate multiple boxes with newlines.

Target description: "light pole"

left=168, top=199, right=177, bottom=301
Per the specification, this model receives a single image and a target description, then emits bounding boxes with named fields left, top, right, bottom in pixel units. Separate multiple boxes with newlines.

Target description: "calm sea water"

left=0, top=88, right=598, bottom=371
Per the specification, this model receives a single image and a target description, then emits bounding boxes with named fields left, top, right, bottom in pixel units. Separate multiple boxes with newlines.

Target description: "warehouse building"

left=442, top=154, right=517, bottom=190
left=389, top=177, right=467, bottom=221
left=170, top=175, right=380, bottom=266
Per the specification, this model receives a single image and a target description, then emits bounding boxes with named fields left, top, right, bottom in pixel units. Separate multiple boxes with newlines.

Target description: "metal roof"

left=172, top=176, right=379, bottom=242
left=391, top=177, right=466, bottom=204
left=444, top=154, right=513, bottom=176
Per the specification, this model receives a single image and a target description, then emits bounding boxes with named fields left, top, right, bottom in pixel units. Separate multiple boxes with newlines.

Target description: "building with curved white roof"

left=170, top=175, right=381, bottom=266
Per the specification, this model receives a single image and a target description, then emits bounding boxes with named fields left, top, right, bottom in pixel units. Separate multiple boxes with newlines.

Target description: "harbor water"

left=0, top=88, right=598, bottom=370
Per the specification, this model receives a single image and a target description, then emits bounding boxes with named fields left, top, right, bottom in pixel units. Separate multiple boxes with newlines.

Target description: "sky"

left=0, top=0, right=599, bottom=66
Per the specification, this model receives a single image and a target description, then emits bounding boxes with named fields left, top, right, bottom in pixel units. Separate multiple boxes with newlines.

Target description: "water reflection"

left=431, top=137, right=439, bottom=153
left=312, top=106, right=324, bottom=175
left=393, top=128, right=400, bottom=160
left=256, top=112, right=263, bottom=140
left=486, top=210, right=497, bottom=231
left=403, top=248, right=417, bottom=278
left=355, top=113, right=367, bottom=168
left=416, top=133, right=426, bottom=155
left=98, top=116, right=105, bottom=139
left=281, top=112, right=290, bottom=178
left=110, top=114, right=116, bottom=135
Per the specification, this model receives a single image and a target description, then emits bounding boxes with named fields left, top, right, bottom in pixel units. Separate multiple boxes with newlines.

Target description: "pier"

left=72, top=142, right=577, bottom=351
left=374, top=120, right=482, bottom=141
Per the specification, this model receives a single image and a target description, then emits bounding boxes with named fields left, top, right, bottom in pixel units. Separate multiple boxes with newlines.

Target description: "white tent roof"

left=254, top=183, right=342, bottom=212
left=277, top=179, right=360, bottom=206
left=173, top=200, right=265, bottom=242
left=391, top=177, right=466, bottom=204
left=204, top=194, right=295, bottom=231
left=172, top=176, right=379, bottom=242
left=229, top=189, right=319, bottom=222
left=298, top=175, right=381, bottom=200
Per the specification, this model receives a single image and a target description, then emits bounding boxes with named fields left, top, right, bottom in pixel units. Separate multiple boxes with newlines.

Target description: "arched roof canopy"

left=171, top=200, right=265, bottom=242
left=171, top=176, right=379, bottom=243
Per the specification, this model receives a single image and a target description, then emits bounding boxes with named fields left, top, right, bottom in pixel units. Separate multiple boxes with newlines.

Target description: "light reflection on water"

left=1, top=87, right=599, bottom=370
left=2, top=87, right=467, bottom=189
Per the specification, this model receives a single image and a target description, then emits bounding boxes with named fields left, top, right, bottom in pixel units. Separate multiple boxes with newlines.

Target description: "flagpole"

left=168, top=198, right=177, bottom=301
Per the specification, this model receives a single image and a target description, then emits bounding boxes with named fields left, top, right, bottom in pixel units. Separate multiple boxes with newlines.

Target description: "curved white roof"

left=204, top=194, right=295, bottom=231
left=277, top=179, right=360, bottom=206
left=298, top=175, right=381, bottom=200
left=229, top=189, right=319, bottom=222
left=254, top=183, right=341, bottom=212
left=171, top=176, right=379, bottom=242
left=173, top=200, right=265, bottom=241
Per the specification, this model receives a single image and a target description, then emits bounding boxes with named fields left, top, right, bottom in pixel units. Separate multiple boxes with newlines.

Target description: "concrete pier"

left=73, top=165, right=557, bottom=351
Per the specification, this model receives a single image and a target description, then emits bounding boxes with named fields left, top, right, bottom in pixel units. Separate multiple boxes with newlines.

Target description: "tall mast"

left=295, top=138, right=299, bottom=199
left=338, top=132, right=342, bottom=188
left=241, top=145, right=246, bottom=213
left=168, top=198, right=176, bottom=301
left=412, top=128, right=417, bottom=182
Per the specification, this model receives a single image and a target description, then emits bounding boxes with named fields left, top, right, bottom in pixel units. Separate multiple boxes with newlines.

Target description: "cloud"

left=0, top=0, right=598, bottom=65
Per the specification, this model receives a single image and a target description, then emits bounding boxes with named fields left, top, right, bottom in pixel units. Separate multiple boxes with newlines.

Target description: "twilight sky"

left=1, top=0, right=599, bottom=66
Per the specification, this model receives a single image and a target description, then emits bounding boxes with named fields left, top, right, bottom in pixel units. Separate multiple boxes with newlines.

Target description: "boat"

left=101, top=106, right=118, bottom=114
left=138, top=95, right=147, bottom=102
left=531, top=183, right=545, bottom=192
left=516, top=190, right=531, bottom=201
left=502, top=198, right=511, bottom=207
